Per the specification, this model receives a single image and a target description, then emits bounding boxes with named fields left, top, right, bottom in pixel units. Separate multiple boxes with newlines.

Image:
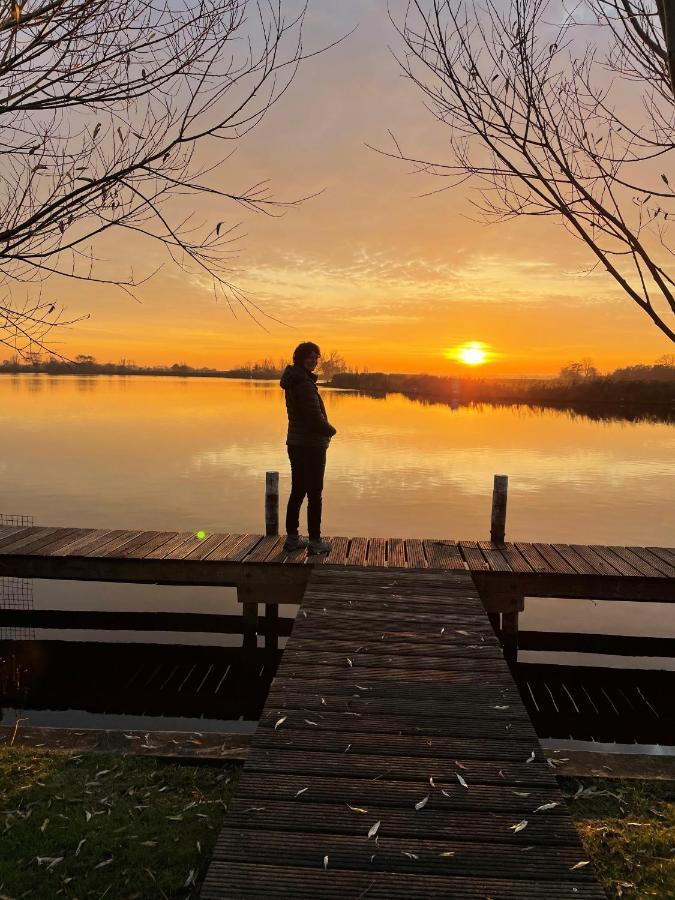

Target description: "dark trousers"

left=285, top=445, right=327, bottom=540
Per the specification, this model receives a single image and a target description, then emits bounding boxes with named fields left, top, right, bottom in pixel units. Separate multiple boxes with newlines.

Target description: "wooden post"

left=241, top=599, right=258, bottom=653
left=487, top=611, right=501, bottom=634
left=490, top=474, right=508, bottom=543
left=265, top=603, right=279, bottom=653
left=265, top=471, right=279, bottom=536
left=502, top=611, right=519, bottom=664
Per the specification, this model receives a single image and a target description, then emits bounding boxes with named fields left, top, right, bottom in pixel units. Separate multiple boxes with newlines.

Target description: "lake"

left=1, top=374, right=674, bottom=731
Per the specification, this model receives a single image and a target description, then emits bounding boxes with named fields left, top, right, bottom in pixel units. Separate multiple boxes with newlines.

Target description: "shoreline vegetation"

left=2, top=354, right=673, bottom=409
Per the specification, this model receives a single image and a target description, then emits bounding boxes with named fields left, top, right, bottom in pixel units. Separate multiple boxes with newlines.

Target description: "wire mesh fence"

left=0, top=513, right=35, bottom=640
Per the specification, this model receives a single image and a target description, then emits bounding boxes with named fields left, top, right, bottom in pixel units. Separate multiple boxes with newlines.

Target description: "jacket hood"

left=280, top=364, right=317, bottom=389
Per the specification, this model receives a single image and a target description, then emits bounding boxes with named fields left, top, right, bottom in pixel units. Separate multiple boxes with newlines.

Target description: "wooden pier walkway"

left=201, top=567, right=603, bottom=899
left=0, top=525, right=672, bottom=607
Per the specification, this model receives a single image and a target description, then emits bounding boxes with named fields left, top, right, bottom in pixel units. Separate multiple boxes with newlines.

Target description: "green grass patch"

left=561, top=777, right=675, bottom=898
left=0, top=746, right=239, bottom=899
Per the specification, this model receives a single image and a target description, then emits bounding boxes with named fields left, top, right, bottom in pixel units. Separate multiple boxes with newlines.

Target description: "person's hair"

left=292, top=342, right=321, bottom=365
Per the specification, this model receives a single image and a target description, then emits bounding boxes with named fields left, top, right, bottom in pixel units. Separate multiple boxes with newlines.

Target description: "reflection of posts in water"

left=0, top=513, right=35, bottom=642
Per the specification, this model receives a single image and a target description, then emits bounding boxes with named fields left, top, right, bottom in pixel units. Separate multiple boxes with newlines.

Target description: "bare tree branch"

left=0, top=0, right=314, bottom=357
left=387, top=0, right=675, bottom=342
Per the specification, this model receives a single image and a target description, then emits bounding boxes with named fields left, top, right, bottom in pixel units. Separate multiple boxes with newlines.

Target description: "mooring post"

left=265, top=471, right=279, bottom=537
left=490, top=474, right=508, bottom=543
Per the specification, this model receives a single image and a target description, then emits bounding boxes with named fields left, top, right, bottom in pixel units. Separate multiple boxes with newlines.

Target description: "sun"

left=446, top=342, right=490, bottom=367
left=460, top=345, right=486, bottom=366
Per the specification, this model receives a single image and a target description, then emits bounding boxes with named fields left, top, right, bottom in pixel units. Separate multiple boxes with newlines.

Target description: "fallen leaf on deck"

left=570, top=860, right=590, bottom=871
left=347, top=805, right=368, bottom=813
left=304, top=720, right=319, bottom=726
left=295, top=788, right=308, bottom=798
left=401, top=851, right=418, bottom=859
left=525, top=751, right=535, bottom=763
left=510, top=820, right=528, bottom=833
left=454, top=761, right=467, bottom=770
left=323, top=855, right=329, bottom=869
left=367, top=820, right=381, bottom=838
left=415, top=795, right=429, bottom=810
left=274, top=717, right=287, bottom=730
left=439, top=851, right=455, bottom=857
left=347, top=658, right=353, bottom=667
left=534, top=802, right=559, bottom=812
left=512, top=791, right=531, bottom=797
left=457, top=774, right=468, bottom=789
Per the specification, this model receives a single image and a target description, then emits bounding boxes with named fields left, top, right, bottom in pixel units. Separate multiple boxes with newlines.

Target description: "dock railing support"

left=490, top=474, right=508, bottom=543
left=261, top=471, right=280, bottom=652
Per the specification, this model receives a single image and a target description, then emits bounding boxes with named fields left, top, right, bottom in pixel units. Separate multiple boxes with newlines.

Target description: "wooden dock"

left=201, top=567, right=603, bottom=898
left=3, top=523, right=673, bottom=894
left=0, top=525, right=672, bottom=602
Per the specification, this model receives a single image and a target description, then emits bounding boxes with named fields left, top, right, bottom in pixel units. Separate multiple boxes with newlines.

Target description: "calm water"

left=1, top=374, right=674, bottom=729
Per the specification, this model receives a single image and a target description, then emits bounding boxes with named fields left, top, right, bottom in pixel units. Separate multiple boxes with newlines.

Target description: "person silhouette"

left=279, top=342, right=336, bottom=554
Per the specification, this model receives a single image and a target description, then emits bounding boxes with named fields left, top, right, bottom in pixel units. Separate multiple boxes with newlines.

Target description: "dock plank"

left=202, top=566, right=599, bottom=899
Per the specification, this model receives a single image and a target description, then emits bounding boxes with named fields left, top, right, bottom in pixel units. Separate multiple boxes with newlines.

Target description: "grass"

left=0, top=746, right=238, bottom=899
left=561, top=777, right=675, bottom=898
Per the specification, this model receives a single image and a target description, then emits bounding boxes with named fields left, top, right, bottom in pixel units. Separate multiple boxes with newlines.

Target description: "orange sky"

left=45, top=1, right=673, bottom=376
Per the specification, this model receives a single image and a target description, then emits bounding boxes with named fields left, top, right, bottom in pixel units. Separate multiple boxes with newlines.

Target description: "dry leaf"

left=457, top=774, right=468, bottom=789
left=456, top=629, right=469, bottom=635
left=414, top=795, right=429, bottom=810
left=401, top=851, right=418, bottom=859
left=454, top=761, right=467, bottom=770
left=344, top=744, right=352, bottom=753
left=367, top=820, right=380, bottom=838
left=570, top=860, right=590, bottom=871
left=441, top=790, right=452, bottom=798
left=510, top=820, right=528, bottom=833
left=347, top=658, right=353, bottom=667
left=274, top=716, right=287, bottom=730
left=75, top=838, right=86, bottom=856
left=295, top=788, right=308, bottom=798
left=439, top=851, right=455, bottom=857
left=512, top=791, right=531, bottom=797
left=323, top=855, right=329, bottom=869
left=534, top=802, right=559, bottom=812
left=94, top=857, right=114, bottom=869
left=525, top=751, right=535, bottom=764
left=347, top=805, right=368, bottom=813
left=429, top=777, right=435, bottom=787
left=304, top=720, right=319, bottom=726
left=494, top=705, right=510, bottom=710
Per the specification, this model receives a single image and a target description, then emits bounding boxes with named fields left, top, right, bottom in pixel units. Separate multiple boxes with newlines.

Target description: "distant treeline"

left=0, top=351, right=348, bottom=381
left=0, top=356, right=282, bottom=379
left=330, top=362, right=675, bottom=406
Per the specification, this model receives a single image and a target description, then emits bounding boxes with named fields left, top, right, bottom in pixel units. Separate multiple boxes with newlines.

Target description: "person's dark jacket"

left=280, top=364, right=337, bottom=448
